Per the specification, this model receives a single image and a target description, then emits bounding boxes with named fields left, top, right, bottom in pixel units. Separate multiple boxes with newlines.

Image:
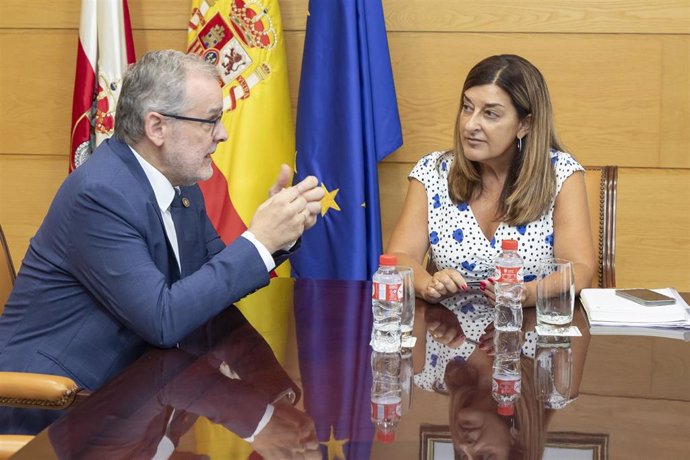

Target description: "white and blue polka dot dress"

left=411, top=150, right=584, bottom=392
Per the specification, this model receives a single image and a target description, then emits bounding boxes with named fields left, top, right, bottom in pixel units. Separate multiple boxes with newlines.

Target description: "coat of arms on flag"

left=188, top=0, right=277, bottom=113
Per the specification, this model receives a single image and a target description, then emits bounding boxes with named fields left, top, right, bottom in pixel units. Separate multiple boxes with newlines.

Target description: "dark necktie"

left=167, top=192, right=184, bottom=282
left=169, top=191, right=197, bottom=280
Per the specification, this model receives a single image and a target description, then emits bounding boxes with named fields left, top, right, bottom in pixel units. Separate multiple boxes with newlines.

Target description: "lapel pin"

left=181, top=197, right=191, bottom=208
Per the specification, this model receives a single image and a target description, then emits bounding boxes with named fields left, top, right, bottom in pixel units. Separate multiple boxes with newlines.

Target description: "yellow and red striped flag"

left=187, top=1, right=296, bottom=457
left=70, top=0, right=135, bottom=171
left=187, top=0, right=295, bottom=278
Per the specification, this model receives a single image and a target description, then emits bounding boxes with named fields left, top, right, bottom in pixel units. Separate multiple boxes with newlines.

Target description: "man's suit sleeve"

left=66, top=181, right=270, bottom=348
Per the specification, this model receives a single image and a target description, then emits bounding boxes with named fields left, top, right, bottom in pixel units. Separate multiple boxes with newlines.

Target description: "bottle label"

left=371, top=401, right=402, bottom=420
left=372, top=282, right=403, bottom=302
left=492, top=375, right=521, bottom=396
left=494, top=266, right=524, bottom=284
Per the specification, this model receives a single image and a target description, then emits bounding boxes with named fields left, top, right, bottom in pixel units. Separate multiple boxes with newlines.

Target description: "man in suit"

left=0, top=50, right=324, bottom=434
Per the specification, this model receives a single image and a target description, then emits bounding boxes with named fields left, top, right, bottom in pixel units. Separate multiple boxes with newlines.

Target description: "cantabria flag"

left=187, top=1, right=296, bottom=457
left=70, top=0, right=135, bottom=171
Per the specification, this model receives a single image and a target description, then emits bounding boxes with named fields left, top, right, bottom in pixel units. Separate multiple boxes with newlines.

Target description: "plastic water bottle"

left=494, top=239, right=524, bottom=330
left=493, top=329, right=522, bottom=356
left=371, top=254, right=403, bottom=352
left=370, top=351, right=402, bottom=443
left=492, top=352, right=521, bottom=416
left=400, top=349, right=413, bottom=415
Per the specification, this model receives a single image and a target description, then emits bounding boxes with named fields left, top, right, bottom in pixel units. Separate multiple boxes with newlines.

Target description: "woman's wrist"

left=519, top=281, right=536, bottom=307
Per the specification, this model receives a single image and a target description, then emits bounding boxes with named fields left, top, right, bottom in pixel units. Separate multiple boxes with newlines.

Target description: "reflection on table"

left=9, top=280, right=690, bottom=459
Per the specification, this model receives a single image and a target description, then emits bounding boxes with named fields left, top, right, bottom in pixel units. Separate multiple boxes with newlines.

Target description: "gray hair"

left=113, top=49, right=220, bottom=145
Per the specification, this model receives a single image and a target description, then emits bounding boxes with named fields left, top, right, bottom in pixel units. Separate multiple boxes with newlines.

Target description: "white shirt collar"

left=129, top=146, right=177, bottom=212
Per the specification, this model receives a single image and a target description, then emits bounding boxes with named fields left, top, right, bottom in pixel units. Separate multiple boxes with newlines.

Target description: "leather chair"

left=0, top=225, right=84, bottom=459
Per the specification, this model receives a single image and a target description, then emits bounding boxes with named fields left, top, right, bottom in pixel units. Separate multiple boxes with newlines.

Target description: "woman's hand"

left=423, top=268, right=468, bottom=303
left=479, top=278, right=496, bottom=302
left=477, top=323, right=496, bottom=356
left=425, top=304, right=465, bottom=348
left=479, top=278, right=529, bottom=305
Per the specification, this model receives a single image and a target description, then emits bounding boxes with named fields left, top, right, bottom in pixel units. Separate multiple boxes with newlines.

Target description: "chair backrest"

left=583, top=166, right=617, bottom=288
left=0, top=225, right=17, bottom=317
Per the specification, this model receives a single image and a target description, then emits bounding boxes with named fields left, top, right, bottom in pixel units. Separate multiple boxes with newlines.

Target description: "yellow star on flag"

left=320, top=183, right=341, bottom=217
left=320, top=425, right=348, bottom=460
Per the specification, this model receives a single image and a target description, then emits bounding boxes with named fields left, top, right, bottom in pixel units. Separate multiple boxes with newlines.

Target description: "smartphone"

left=615, top=289, right=675, bottom=306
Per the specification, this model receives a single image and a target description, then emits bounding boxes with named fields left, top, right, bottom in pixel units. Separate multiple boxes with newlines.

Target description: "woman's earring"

left=517, top=137, right=523, bottom=153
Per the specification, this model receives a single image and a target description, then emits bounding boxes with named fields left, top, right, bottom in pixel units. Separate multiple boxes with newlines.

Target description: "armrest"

left=0, top=372, right=82, bottom=410
left=0, top=435, right=33, bottom=460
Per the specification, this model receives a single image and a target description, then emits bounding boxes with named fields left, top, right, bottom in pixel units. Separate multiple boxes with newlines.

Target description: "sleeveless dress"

left=410, top=150, right=584, bottom=393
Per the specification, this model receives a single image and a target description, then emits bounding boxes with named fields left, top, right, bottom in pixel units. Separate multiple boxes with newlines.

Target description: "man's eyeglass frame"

left=158, top=112, right=223, bottom=136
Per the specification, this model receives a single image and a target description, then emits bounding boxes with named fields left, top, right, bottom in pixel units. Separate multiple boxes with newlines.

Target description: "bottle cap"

left=376, top=428, right=395, bottom=443
left=379, top=254, right=397, bottom=266
left=497, top=402, right=515, bottom=416
left=501, top=239, right=518, bottom=250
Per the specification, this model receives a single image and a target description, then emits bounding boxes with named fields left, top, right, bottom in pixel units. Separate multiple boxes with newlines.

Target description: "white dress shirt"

left=129, top=147, right=275, bottom=272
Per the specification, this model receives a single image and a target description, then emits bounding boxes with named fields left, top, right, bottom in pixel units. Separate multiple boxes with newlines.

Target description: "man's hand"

left=252, top=401, right=320, bottom=460
left=249, top=166, right=324, bottom=253
left=268, top=164, right=293, bottom=198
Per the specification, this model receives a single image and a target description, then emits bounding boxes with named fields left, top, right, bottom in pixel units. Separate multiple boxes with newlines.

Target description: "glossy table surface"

left=9, top=280, right=690, bottom=460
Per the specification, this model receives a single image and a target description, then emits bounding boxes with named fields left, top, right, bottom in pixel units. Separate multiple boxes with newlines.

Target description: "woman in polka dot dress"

left=387, top=54, right=596, bottom=392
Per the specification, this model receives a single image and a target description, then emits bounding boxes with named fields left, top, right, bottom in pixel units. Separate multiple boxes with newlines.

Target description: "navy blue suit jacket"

left=0, top=138, right=289, bottom=393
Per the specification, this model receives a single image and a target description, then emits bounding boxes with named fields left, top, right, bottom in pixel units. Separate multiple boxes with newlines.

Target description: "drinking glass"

left=535, top=335, right=573, bottom=409
left=396, top=266, right=415, bottom=349
left=536, top=258, right=575, bottom=332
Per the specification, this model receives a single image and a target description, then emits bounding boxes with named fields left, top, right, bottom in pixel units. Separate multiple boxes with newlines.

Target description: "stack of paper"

left=580, top=288, right=690, bottom=340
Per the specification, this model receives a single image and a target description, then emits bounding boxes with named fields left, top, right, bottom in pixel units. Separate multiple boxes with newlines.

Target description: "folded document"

left=580, top=288, right=690, bottom=340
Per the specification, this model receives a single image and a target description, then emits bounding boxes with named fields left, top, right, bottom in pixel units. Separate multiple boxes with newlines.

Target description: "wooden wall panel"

left=385, top=33, right=677, bottom=167
left=660, top=35, right=690, bottom=168
left=0, top=30, right=77, bottom=156
left=3, top=0, right=689, bottom=34
left=0, top=155, right=66, bottom=265
left=378, top=0, right=690, bottom=34
left=6, top=29, right=683, bottom=167
left=0, top=29, right=185, bottom=157
left=615, top=168, right=690, bottom=290
left=281, top=31, right=689, bottom=169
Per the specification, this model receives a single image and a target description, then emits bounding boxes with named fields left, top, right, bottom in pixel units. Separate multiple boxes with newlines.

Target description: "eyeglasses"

left=159, top=112, right=223, bottom=136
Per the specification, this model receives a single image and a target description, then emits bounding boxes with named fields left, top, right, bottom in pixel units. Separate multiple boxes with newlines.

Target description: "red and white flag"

left=70, top=0, right=135, bottom=171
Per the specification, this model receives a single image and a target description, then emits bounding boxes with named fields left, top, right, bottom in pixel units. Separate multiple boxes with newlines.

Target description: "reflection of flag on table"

left=291, top=0, right=403, bottom=281
left=294, top=279, right=375, bottom=459
left=70, top=0, right=135, bottom=171
left=187, top=0, right=294, bottom=279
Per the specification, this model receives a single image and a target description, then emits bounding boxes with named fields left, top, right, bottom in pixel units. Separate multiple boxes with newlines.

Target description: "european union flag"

left=294, top=279, right=375, bottom=459
left=291, top=0, right=403, bottom=281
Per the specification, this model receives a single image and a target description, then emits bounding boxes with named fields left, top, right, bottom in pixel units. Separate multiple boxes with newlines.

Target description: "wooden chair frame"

left=584, top=166, right=617, bottom=288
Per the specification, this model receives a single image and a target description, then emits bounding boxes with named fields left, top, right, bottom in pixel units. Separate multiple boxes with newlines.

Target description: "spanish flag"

left=187, top=1, right=295, bottom=457
left=187, top=0, right=295, bottom=278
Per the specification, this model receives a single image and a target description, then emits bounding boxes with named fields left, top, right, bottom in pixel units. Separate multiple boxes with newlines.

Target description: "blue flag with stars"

left=291, top=0, right=403, bottom=280
left=294, top=279, right=375, bottom=459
